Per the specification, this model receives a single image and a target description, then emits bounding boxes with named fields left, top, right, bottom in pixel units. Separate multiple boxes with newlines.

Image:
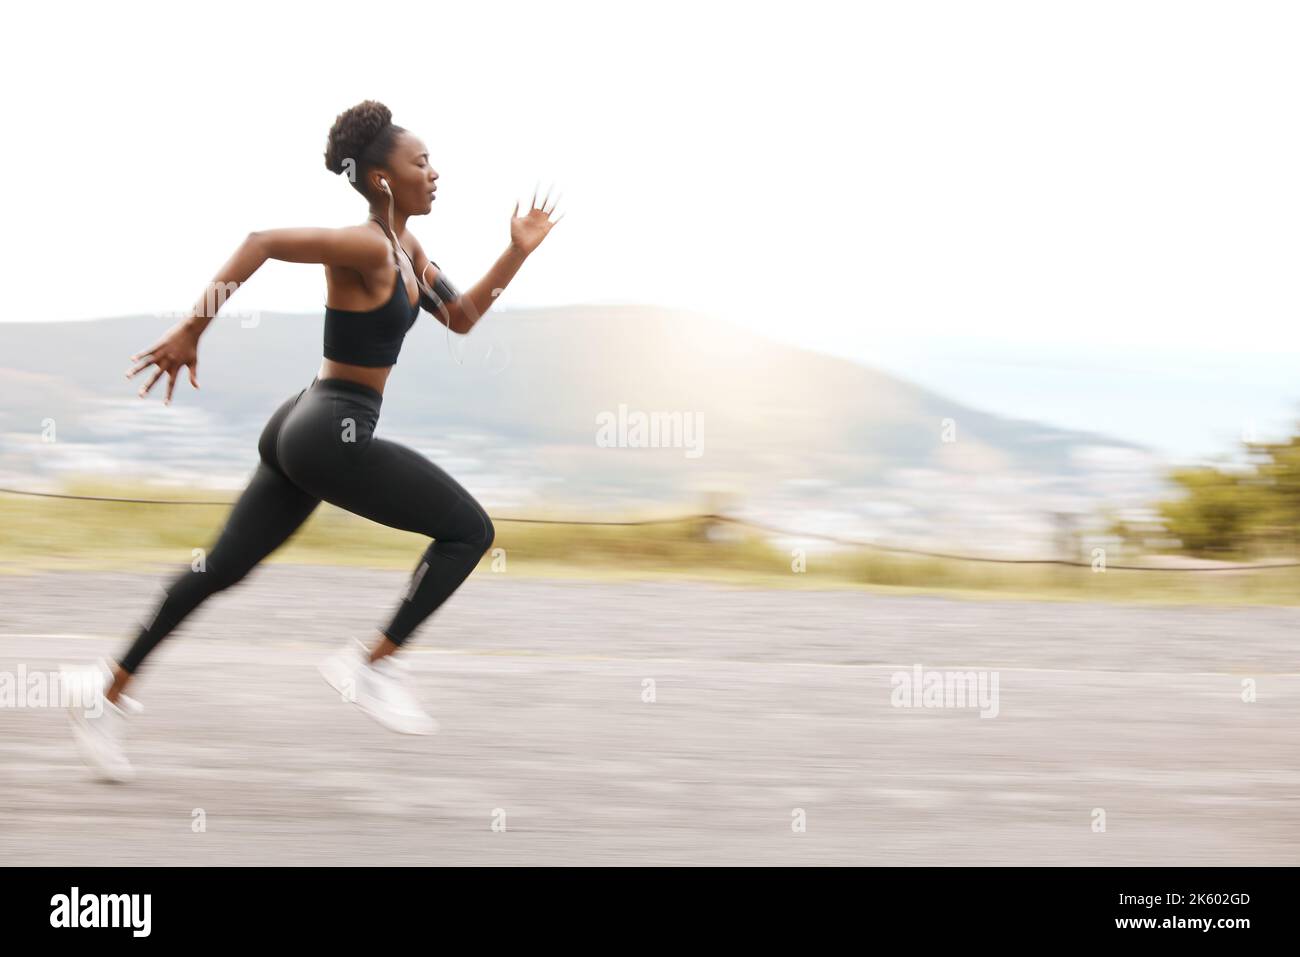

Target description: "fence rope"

left=1, top=485, right=1296, bottom=571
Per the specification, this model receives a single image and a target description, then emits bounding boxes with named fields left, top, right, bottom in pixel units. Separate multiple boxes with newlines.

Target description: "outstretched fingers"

left=516, top=181, right=567, bottom=230
left=165, top=364, right=197, bottom=404
left=125, top=356, right=156, bottom=378
left=138, top=367, right=164, bottom=398
left=126, top=341, right=160, bottom=375
left=527, top=181, right=563, bottom=211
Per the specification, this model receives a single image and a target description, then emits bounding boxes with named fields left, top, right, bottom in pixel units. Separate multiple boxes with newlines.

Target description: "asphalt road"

left=2, top=565, right=1298, bottom=865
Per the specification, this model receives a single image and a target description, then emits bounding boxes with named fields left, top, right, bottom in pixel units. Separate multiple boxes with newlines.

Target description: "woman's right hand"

left=125, top=318, right=202, bottom=404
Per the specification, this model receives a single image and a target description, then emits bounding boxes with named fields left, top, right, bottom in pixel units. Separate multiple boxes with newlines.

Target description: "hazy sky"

left=3, top=0, right=1298, bottom=455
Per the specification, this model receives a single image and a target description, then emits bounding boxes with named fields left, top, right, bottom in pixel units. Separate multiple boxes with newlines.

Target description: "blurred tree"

left=1155, top=467, right=1256, bottom=556
left=1118, top=430, right=1300, bottom=558
left=1247, top=436, right=1300, bottom=555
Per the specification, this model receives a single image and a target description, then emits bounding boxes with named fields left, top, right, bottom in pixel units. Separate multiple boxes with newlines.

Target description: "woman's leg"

left=274, top=379, right=495, bottom=655
left=111, top=388, right=321, bottom=693
left=355, top=438, right=496, bottom=647
left=112, top=462, right=321, bottom=684
left=280, top=424, right=494, bottom=652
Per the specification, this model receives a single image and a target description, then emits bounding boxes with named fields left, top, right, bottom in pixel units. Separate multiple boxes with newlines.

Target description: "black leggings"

left=116, top=376, right=495, bottom=675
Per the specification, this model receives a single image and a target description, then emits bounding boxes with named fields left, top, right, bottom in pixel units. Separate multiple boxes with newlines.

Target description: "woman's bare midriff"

left=317, top=358, right=393, bottom=394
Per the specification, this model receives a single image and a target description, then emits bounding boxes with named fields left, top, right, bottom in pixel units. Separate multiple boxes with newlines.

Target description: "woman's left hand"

left=510, top=183, right=564, bottom=256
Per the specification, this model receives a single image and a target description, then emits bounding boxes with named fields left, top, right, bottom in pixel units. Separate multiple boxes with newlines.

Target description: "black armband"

left=418, top=261, right=461, bottom=315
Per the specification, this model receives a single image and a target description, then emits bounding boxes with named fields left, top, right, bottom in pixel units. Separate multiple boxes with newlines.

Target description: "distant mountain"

left=0, top=305, right=1167, bottom=553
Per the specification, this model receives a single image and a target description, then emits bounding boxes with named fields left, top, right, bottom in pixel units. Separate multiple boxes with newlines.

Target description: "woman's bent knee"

left=448, top=498, right=494, bottom=553
left=478, top=513, right=496, bottom=553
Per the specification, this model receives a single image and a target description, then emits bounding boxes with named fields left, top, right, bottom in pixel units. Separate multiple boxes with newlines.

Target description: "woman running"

left=65, top=99, right=562, bottom=781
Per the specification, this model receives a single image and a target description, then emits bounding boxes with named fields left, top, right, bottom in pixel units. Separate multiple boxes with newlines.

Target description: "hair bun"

left=324, top=100, right=393, bottom=176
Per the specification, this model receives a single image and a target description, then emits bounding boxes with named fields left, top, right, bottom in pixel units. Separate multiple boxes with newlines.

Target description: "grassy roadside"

left=3, top=479, right=1300, bottom=606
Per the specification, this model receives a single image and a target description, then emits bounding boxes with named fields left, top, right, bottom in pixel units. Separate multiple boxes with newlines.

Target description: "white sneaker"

left=318, top=640, right=437, bottom=735
left=362, top=654, right=438, bottom=735
left=60, top=659, right=142, bottom=783
left=318, top=638, right=369, bottom=703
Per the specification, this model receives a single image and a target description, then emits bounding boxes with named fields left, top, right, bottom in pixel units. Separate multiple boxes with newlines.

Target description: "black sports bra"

left=322, top=219, right=421, bottom=368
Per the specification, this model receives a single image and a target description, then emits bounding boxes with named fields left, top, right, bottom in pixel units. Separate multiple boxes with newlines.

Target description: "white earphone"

left=374, top=175, right=462, bottom=365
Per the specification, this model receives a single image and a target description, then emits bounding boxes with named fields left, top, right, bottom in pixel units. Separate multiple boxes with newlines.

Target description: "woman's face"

left=386, top=131, right=439, bottom=215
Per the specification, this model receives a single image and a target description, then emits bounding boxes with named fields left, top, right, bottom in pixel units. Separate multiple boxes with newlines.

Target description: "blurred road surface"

left=2, top=566, right=1298, bottom=865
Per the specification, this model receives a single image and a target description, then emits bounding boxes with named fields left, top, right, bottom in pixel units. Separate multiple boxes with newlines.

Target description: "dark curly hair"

left=323, top=99, right=406, bottom=197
